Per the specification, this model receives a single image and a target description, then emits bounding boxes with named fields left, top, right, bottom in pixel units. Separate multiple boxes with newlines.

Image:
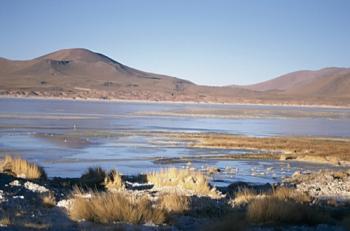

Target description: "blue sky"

left=1, top=0, right=350, bottom=85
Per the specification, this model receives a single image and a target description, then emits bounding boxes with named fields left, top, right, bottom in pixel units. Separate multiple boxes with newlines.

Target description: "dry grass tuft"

left=41, top=192, right=56, bottom=208
left=80, top=167, right=106, bottom=186
left=231, top=187, right=259, bottom=207
left=158, top=193, right=190, bottom=214
left=147, top=168, right=219, bottom=197
left=0, top=216, right=11, bottom=226
left=104, top=170, right=125, bottom=191
left=0, top=155, right=46, bottom=180
left=244, top=187, right=323, bottom=225
left=247, top=197, right=327, bottom=225
left=69, top=189, right=166, bottom=224
left=230, top=186, right=310, bottom=208
left=272, top=186, right=311, bottom=203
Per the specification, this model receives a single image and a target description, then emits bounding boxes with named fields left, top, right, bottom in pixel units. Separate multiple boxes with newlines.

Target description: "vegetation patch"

left=41, top=192, right=56, bottom=208
left=247, top=197, right=328, bottom=225
left=158, top=192, right=190, bottom=214
left=79, top=167, right=106, bottom=187
left=167, top=133, right=350, bottom=163
left=68, top=189, right=166, bottom=224
left=0, top=216, right=11, bottom=227
left=0, top=155, right=46, bottom=180
left=147, top=168, right=220, bottom=197
left=103, top=170, right=125, bottom=191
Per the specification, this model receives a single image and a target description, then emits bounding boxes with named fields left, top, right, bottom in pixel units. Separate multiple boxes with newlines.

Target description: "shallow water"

left=0, top=98, right=349, bottom=184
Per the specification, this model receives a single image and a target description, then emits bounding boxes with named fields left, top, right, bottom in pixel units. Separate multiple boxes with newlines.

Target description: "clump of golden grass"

left=103, top=170, right=125, bottom=191
left=231, top=187, right=259, bottom=207
left=272, top=186, right=311, bottom=203
left=158, top=193, right=190, bottom=214
left=147, top=168, right=219, bottom=197
left=80, top=167, right=106, bottom=186
left=231, top=186, right=311, bottom=208
left=69, top=188, right=166, bottom=224
left=0, top=216, right=11, bottom=226
left=247, top=197, right=327, bottom=225
left=0, top=155, right=46, bottom=180
left=41, top=192, right=56, bottom=208
left=244, top=186, right=323, bottom=225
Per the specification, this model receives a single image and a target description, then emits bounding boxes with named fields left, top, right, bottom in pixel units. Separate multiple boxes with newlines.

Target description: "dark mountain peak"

left=35, top=48, right=118, bottom=65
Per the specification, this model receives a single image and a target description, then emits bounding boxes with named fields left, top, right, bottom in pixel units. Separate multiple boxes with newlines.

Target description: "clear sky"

left=1, top=0, right=350, bottom=86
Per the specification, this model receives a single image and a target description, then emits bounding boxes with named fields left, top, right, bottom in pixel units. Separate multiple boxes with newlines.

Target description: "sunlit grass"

left=103, top=170, right=125, bottom=191
left=147, top=168, right=220, bottom=197
left=69, top=188, right=166, bottom=224
left=158, top=192, right=190, bottom=214
left=0, top=155, right=46, bottom=180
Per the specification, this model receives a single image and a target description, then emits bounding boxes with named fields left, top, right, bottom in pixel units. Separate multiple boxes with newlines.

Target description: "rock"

left=0, top=190, right=5, bottom=203
left=9, top=180, right=21, bottom=187
left=57, top=199, right=74, bottom=210
left=206, top=166, right=221, bottom=175
left=24, top=181, right=49, bottom=193
left=284, top=170, right=350, bottom=206
left=292, top=171, right=301, bottom=177
left=280, top=154, right=296, bottom=161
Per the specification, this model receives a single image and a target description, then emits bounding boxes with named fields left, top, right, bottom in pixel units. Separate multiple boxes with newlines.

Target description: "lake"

left=0, top=98, right=349, bottom=185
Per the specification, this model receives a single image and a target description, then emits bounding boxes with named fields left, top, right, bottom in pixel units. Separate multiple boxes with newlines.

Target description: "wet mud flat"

left=2, top=129, right=348, bottom=186
left=164, top=132, right=350, bottom=164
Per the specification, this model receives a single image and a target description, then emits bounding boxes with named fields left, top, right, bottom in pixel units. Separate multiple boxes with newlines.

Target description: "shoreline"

left=1, top=94, right=350, bottom=109
left=0, top=157, right=349, bottom=230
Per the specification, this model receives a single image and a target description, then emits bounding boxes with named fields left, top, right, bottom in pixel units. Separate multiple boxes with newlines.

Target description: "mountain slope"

left=0, top=48, right=258, bottom=102
left=244, top=67, right=350, bottom=98
left=0, top=48, right=349, bottom=106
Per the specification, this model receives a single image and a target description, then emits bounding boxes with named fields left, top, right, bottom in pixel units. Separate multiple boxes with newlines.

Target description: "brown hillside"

left=0, top=48, right=349, bottom=106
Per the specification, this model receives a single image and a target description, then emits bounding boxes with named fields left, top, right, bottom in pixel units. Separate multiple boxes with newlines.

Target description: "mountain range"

left=0, top=48, right=349, bottom=106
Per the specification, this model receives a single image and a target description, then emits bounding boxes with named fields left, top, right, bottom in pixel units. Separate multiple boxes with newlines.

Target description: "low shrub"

left=41, top=192, right=56, bottom=208
left=231, top=187, right=259, bottom=207
left=69, top=189, right=166, bottom=224
left=0, top=155, right=46, bottom=180
left=104, top=170, right=125, bottom=191
left=147, top=168, right=219, bottom=197
left=247, top=197, right=328, bottom=225
left=158, top=193, right=190, bottom=214
left=80, top=167, right=106, bottom=187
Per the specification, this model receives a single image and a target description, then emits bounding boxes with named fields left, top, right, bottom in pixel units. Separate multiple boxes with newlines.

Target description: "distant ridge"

left=243, top=67, right=350, bottom=99
left=0, top=48, right=349, bottom=106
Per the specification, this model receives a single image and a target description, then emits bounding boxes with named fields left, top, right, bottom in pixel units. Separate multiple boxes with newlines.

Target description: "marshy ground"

left=159, top=132, right=350, bottom=164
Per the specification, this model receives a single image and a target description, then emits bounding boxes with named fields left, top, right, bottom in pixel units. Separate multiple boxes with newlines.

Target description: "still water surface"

left=0, top=98, right=349, bottom=185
